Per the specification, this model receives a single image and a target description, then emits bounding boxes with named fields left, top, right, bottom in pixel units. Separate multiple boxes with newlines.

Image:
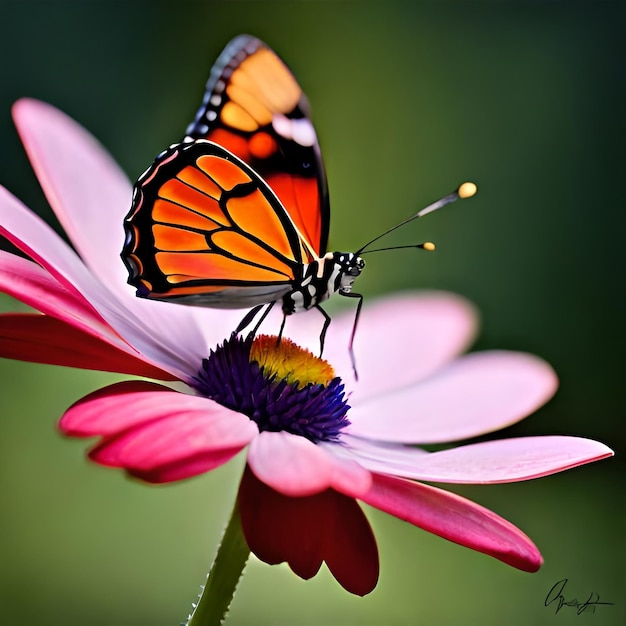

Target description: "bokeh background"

left=0, top=2, right=624, bottom=624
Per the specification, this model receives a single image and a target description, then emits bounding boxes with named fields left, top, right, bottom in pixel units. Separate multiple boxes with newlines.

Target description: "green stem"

left=185, top=500, right=250, bottom=626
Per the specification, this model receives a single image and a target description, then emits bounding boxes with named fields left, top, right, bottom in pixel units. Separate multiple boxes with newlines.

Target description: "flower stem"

left=185, top=500, right=250, bottom=626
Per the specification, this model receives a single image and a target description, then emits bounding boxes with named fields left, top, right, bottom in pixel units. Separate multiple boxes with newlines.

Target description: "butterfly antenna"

left=360, top=242, right=436, bottom=255
left=356, top=182, right=477, bottom=255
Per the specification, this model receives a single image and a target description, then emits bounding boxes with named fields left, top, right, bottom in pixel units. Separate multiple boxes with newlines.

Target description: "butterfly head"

left=331, top=252, right=365, bottom=294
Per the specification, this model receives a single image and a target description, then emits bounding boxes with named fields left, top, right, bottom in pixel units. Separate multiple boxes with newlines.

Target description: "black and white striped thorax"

left=283, top=252, right=365, bottom=315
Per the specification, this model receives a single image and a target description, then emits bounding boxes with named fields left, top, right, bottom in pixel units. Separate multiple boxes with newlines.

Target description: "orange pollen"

left=250, top=334, right=335, bottom=387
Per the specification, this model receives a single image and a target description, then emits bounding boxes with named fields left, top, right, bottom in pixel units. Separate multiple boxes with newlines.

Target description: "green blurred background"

left=1, top=2, right=624, bottom=624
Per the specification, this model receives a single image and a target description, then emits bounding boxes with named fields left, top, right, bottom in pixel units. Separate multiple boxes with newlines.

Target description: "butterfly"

left=122, top=34, right=475, bottom=370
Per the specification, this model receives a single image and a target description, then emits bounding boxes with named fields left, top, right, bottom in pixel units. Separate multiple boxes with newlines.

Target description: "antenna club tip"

left=422, top=241, right=436, bottom=252
left=458, top=182, right=477, bottom=199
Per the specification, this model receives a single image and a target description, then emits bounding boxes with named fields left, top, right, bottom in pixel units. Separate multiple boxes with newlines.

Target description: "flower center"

left=193, top=334, right=350, bottom=443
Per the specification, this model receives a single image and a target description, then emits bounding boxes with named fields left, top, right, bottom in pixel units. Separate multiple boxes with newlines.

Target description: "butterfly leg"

left=315, top=305, right=332, bottom=358
left=235, top=302, right=275, bottom=338
left=276, top=314, right=287, bottom=347
left=340, top=292, right=364, bottom=381
left=250, top=301, right=276, bottom=338
left=235, top=304, right=264, bottom=335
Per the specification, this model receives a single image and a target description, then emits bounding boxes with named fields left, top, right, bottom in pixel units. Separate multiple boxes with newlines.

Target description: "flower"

left=0, top=99, right=613, bottom=596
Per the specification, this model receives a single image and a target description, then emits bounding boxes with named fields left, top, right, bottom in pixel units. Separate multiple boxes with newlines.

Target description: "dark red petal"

left=238, top=466, right=379, bottom=595
left=323, top=491, right=379, bottom=596
left=0, top=313, right=176, bottom=380
left=239, top=465, right=323, bottom=579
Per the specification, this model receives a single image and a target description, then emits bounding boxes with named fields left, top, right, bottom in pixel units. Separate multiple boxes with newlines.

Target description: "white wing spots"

left=307, top=284, right=316, bottom=297
left=272, top=113, right=291, bottom=139
left=207, top=110, right=217, bottom=122
left=272, top=113, right=317, bottom=147
left=292, top=118, right=317, bottom=147
left=210, top=94, right=222, bottom=107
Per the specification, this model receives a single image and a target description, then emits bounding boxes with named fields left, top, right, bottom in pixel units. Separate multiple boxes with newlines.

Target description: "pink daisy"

left=0, top=99, right=613, bottom=597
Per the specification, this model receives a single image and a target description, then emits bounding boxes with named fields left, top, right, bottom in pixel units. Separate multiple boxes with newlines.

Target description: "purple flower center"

left=193, top=334, right=350, bottom=443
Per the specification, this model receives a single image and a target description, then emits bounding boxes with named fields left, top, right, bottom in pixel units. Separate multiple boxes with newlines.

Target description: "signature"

left=544, top=579, right=614, bottom=615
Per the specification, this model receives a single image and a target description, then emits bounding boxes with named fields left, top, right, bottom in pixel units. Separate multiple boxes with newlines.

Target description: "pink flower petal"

left=129, top=448, right=244, bottom=483
left=247, top=431, right=334, bottom=496
left=327, top=451, right=373, bottom=498
left=0, top=250, right=115, bottom=341
left=89, top=409, right=254, bottom=470
left=0, top=252, right=181, bottom=376
left=0, top=186, right=203, bottom=379
left=65, top=383, right=258, bottom=479
left=348, top=351, right=558, bottom=442
left=60, top=380, right=197, bottom=436
left=327, top=291, right=478, bottom=398
left=238, top=466, right=378, bottom=595
left=0, top=313, right=175, bottom=380
left=342, top=435, right=613, bottom=483
left=361, top=473, right=542, bottom=572
left=12, top=98, right=132, bottom=296
left=329, top=435, right=429, bottom=470
left=86, top=393, right=257, bottom=480
left=0, top=186, right=144, bottom=343
left=0, top=185, right=105, bottom=301
left=369, top=436, right=613, bottom=484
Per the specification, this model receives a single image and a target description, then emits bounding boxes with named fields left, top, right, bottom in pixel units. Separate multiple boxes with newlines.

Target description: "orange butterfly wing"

left=123, top=141, right=311, bottom=307
left=184, top=34, right=329, bottom=257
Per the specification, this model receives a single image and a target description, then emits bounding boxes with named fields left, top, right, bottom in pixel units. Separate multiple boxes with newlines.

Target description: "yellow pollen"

left=458, top=181, right=477, bottom=199
left=250, top=335, right=335, bottom=387
left=423, top=241, right=436, bottom=251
